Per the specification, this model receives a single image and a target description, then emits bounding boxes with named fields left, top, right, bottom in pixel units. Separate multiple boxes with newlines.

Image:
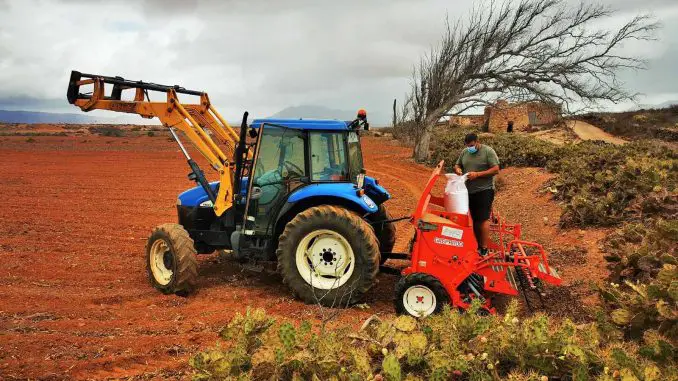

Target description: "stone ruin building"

left=449, top=100, right=562, bottom=133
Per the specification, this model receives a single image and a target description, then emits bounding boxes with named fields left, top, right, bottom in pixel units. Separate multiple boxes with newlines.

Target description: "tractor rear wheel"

left=145, top=223, right=198, bottom=296
left=395, top=273, right=450, bottom=317
left=371, top=204, right=396, bottom=264
left=276, top=205, right=380, bottom=307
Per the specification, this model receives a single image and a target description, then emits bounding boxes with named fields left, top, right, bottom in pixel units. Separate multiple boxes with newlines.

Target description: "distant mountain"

left=0, top=109, right=112, bottom=124
left=628, top=100, right=678, bottom=112
left=270, top=105, right=390, bottom=127
left=652, top=100, right=678, bottom=109
left=269, top=105, right=355, bottom=120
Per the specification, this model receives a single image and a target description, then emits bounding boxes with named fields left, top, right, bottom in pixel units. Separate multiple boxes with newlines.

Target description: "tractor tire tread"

left=276, top=205, right=380, bottom=307
left=146, top=223, right=198, bottom=296
left=371, top=204, right=396, bottom=264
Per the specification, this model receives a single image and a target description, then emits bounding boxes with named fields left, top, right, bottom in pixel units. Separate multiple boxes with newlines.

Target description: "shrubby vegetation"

left=578, top=106, right=678, bottom=142
left=430, top=129, right=677, bottom=227
left=190, top=303, right=676, bottom=380
left=88, top=125, right=125, bottom=137
left=189, top=128, right=676, bottom=380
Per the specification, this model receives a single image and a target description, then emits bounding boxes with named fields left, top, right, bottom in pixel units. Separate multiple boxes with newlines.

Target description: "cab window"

left=309, top=132, right=348, bottom=181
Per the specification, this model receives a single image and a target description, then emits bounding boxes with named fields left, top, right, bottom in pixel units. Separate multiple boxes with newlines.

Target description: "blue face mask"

left=467, top=145, right=478, bottom=154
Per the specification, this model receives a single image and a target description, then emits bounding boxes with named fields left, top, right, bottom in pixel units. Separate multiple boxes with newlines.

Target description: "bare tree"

left=402, top=0, right=659, bottom=162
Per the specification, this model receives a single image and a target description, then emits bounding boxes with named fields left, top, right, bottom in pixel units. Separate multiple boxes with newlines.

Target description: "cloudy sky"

left=0, top=0, right=677, bottom=123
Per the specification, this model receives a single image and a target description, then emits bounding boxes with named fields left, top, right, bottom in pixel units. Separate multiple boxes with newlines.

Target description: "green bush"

left=147, top=131, right=155, bottom=137
left=546, top=141, right=677, bottom=226
left=603, top=220, right=678, bottom=283
left=190, top=302, right=676, bottom=380
left=578, top=107, right=678, bottom=142
left=88, top=125, right=124, bottom=137
left=599, top=264, right=678, bottom=341
left=430, top=129, right=559, bottom=169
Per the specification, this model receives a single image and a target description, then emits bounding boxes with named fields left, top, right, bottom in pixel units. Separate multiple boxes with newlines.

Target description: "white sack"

left=443, top=173, right=469, bottom=214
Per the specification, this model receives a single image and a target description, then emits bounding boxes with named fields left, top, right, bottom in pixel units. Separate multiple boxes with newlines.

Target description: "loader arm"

left=67, top=71, right=240, bottom=216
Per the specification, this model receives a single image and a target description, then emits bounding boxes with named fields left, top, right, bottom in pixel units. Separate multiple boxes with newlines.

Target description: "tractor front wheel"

left=395, top=273, right=450, bottom=317
left=276, top=205, right=380, bottom=307
left=145, top=223, right=198, bottom=296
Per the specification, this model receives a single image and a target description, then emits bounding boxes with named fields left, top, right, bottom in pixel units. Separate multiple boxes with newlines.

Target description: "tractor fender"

left=274, top=184, right=379, bottom=242
left=286, top=183, right=378, bottom=214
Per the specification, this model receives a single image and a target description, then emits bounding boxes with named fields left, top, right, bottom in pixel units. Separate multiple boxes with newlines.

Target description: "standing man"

left=454, top=133, right=500, bottom=255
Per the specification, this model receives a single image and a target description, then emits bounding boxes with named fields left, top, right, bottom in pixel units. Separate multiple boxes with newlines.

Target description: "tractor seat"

left=422, top=212, right=459, bottom=227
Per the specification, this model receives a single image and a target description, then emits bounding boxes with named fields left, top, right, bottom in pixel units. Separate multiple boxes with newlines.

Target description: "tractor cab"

left=242, top=119, right=375, bottom=236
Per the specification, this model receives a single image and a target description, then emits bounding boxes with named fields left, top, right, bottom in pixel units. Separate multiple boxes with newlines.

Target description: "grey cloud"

left=0, top=96, right=68, bottom=111
left=1, top=0, right=677, bottom=121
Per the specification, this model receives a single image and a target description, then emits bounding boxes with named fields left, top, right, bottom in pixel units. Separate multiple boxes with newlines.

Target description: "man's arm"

left=454, top=151, right=464, bottom=175
left=467, top=146, right=500, bottom=180
left=467, top=165, right=499, bottom=180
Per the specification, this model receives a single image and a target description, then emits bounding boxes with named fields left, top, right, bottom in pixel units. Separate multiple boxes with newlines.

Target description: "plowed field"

left=0, top=132, right=608, bottom=380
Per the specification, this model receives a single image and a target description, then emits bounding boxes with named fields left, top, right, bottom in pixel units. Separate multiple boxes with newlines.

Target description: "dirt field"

left=0, top=132, right=608, bottom=380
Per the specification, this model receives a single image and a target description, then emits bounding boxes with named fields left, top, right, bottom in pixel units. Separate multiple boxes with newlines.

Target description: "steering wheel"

left=283, top=160, right=304, bottom=178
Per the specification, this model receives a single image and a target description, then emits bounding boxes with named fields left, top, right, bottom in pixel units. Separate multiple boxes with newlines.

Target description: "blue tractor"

left=67, top=71, right=396, bottom=306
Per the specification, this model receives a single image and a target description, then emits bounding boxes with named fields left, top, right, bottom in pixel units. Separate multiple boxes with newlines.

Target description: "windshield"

left=249, top=124, right=306, bottom=234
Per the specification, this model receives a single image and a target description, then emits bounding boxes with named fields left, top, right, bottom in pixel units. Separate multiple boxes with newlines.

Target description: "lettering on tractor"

left=433, top=237, right=464, bottom=247
left=67, top=71, right=395, bottom=307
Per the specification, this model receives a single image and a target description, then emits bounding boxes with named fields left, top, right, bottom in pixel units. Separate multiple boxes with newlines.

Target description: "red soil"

left=0, top=133, right=609, bottom=380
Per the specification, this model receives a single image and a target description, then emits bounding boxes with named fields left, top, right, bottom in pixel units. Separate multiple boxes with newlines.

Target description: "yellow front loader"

left=67, top=70, right=242, bottom=217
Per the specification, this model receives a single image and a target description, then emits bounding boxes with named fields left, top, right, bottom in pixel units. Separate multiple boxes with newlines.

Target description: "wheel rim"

left=295, top=229, right=355, bottom=290
left=403, top=285, right=437, bottom=317
left=150, top=239, right=173, bottom=286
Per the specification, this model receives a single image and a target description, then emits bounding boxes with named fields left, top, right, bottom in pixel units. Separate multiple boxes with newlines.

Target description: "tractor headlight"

left=176, top=198, right=182, bottom=206
left=356, top=173, right=365, bottom=189
left=361, top=195, right=376, bottom=209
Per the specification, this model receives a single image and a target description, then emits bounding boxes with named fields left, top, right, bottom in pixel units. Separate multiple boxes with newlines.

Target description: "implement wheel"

left=145, top=223, right=198, bottom=296
left=395, top=273, right=450, bottom=317
left=371, top=204, right=396, bottom=264
left=276, top=205, right=380, bottom=307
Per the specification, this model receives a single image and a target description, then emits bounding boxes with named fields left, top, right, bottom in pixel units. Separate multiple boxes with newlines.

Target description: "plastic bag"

left=443, top=173, right=469, bottom=214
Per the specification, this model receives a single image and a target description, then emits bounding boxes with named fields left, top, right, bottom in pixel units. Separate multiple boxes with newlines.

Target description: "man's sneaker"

left=479, top=247, right=489, bottom=256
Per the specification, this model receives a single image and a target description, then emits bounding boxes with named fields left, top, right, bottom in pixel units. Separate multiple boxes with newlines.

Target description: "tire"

left=395, top=273, right=450, bottom=317
left=145, top=223, right=198, bottom=296
left=371, top=204, right=396, bottom=264
left=276, top=205, right=380, bottom=307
